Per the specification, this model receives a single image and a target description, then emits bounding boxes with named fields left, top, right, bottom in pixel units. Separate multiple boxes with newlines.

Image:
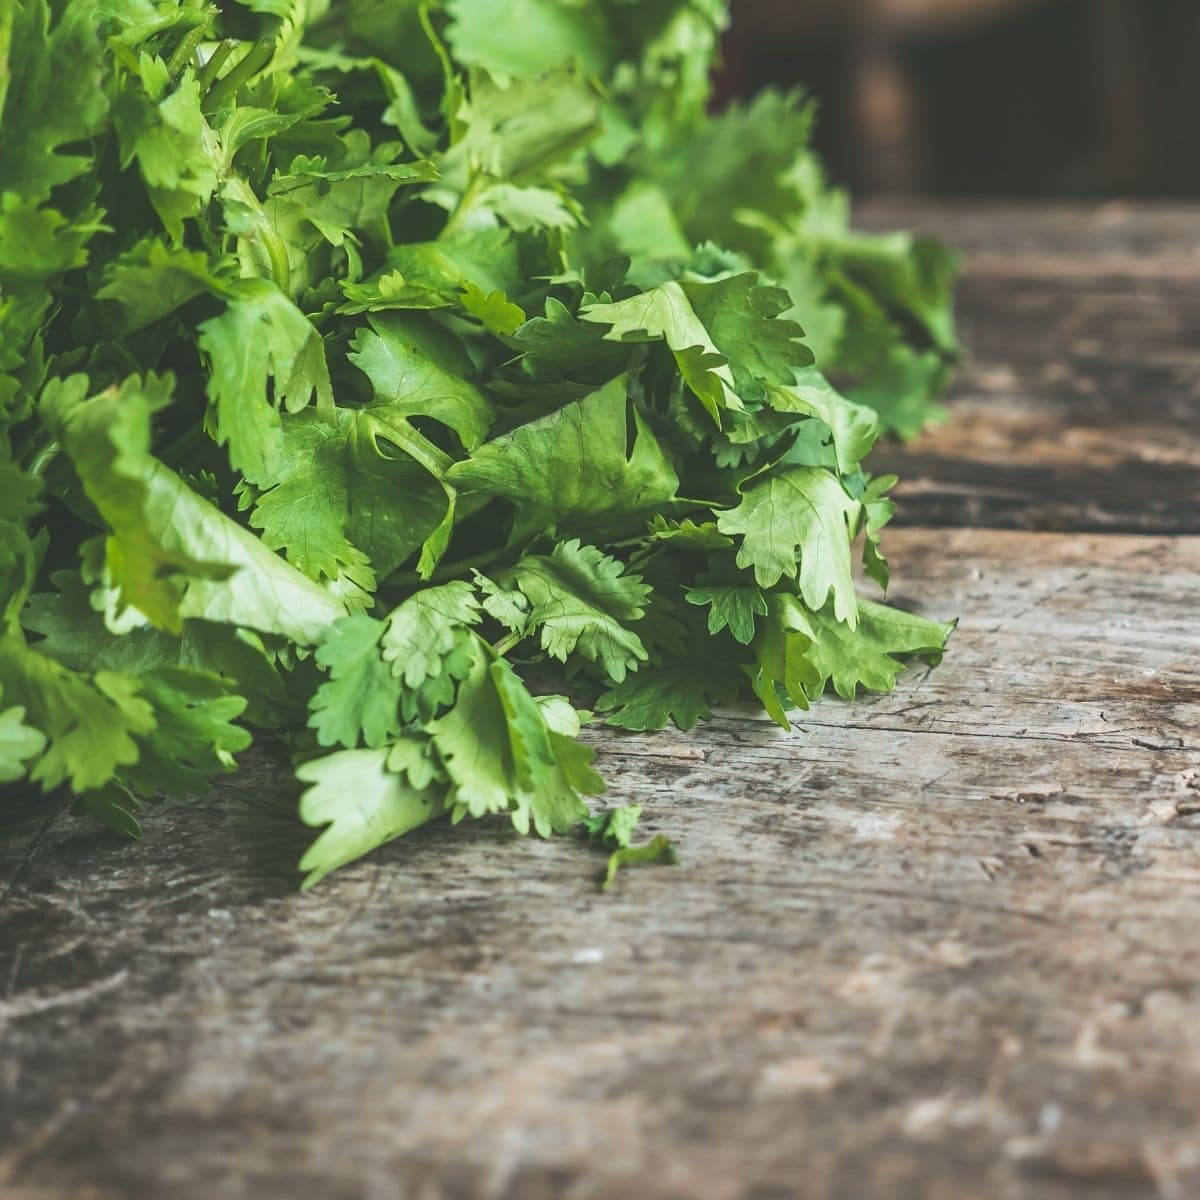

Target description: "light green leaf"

left=446, top=0, right=615, bottom=81
left=380, top=582, right=482, bottom=690
left=802, top=598, right=955, bottom=700
left=717, top=466, right=860, bottom=627
left=427, top=637, right=600, bottom=834
left=767, top=369, right=878, bottom=475
left=684, top=584, right=767, bottom=645
left=442, top=63, right=601, bottom=187
left=298, top=748, right=442, bottom=888
left=0, top=0, right=110, bottom=203
left=600, top=836, right=677, bottom=890
left=199, top=279, right=333, bottom=484
left=583, top=803, right=642, bottom=849
left=0, top=688, right=46, bottom=783
left=447, top=376, right=680, bottom=539
left=750, top=593, right=823, bottom=729
left=458, top=282, right=525, bottom=335
left=43, top=373, right=344, bottom=644
left=500, top=540, right=651, bottom=682
left=490, top=656, right=598, bottom=836
left=309, top=615, right=401, bottom=750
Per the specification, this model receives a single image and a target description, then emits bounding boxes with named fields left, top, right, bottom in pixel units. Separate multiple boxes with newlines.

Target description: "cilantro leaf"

left=717, top=466, right=861, bottom=626
left=597, top=664, right=716, bottom=733
left=767, top=370, right=879, bottom=475
left=43, top=373, right=345, bottom=644
left=600, top=836, right=678, bottom=890
left=513, top=296, right=631, bottom=384
left=581, top=803, right=678, bottom=889
left=0, top=0, right=110, bottom=203
left=98, top=238, right=230, bottom=333
left=245, top=411, right=380, bottom=609
left=749, top=594, right=824, bottom=729
left=0, top=635, right=155, bottom=793
left=582, top=803, right=643, bottom=849
left=199, top=279, right=333, bottom=484
left=309, top=615, right=401, bottom=750
left=496, top=540, right=651, bottom=682
left=581, top=273, right=812, bottom=420
left=428, top=636, right=602, bottom=835
left=802, top=598, right=955, bottom=700
left=446, top=0, right=615, bottom=81
left=114, top=67, right=218, bottom=239
left=442, top=64, right=601, bottom=190
left=0, top=0, right=956, bottom=886
left=121, top=666, right=252, bottom=799
left=684, top=584, right=767, bottom=645
left=297, top=748, right=443, bottom=889
left=447, top=376, right=680, bottom=539
left=0, top=685, right=46, bottom=783
left=348, top=312, right=494, bottom=575
left=380, top=582, right=482, bottom=690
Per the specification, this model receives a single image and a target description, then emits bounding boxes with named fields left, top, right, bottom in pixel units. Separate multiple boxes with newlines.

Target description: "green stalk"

left=203, top=37, right=274, bottom=111
left=166, top=20, right=210, bottom=79
left=24, top=437, right=60, bottom=479
left=490, top=631, right=523, bottom=657
left=259, top=227, right=292, bottom=294
left=439, top=171, right=488, bottom=241
left=196, top=39, right=234, bottom=93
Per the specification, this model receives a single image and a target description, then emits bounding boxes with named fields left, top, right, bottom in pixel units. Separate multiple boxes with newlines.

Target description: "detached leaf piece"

left=0, top=0, right=955, bottom=887
left=601, top=838, right=678, bottom=890
left=582, top=803, right=679, bottom=890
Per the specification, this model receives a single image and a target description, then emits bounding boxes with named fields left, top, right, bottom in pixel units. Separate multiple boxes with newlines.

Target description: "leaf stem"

left=166, top=20, right=210, bottom=79
left=22, top=435, right=60, bottom=479
left=490, top=631, right=522, bottom=657
left=439, top=170, right=487, bottom=240
left=259, top=227, right=292, bottom=294
left=196, top=39, right=234, bottom=93
left=203, top=36, right=274, bottom=112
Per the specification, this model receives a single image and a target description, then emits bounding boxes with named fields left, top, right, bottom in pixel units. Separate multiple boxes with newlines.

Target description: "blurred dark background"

left=723, top=0, right=1200, bottom=197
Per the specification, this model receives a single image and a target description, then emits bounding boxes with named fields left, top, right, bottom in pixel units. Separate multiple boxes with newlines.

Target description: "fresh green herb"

left=0, top=0, right=956, bottom=886
left=583, top=804, right=678, bottom=889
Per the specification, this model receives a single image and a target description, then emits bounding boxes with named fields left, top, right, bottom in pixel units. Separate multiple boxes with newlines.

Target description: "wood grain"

left=2, top=529, right=1198, bottom=1200
left=860, top=202, right=1200, bottom=533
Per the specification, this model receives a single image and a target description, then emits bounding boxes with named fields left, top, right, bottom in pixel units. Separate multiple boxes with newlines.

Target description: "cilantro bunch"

left=0, top=0, right=955, bottom=885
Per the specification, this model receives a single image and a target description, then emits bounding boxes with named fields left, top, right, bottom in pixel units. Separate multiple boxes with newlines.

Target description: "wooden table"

left=3, top=204, right=1200, bottom=1200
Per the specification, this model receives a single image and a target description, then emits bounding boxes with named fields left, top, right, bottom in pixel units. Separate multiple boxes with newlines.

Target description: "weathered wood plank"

left=858, top=202, right=1200, bottom=533
left=859, top=200, right=1200, bottom=267
left=2, top=529, right=1197, bottom=1200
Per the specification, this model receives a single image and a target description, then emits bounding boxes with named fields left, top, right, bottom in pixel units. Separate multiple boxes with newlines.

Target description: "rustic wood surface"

left=861, top=201, right=1200, bottom=534
left=3, top=205, right=1200, bottom=1200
